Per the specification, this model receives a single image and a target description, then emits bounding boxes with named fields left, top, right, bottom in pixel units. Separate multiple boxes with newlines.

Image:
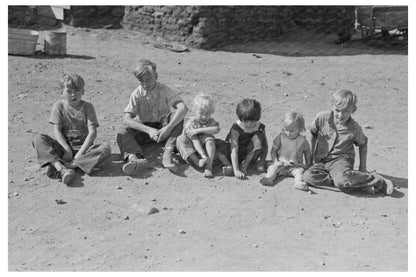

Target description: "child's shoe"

left=380, top=177, right=394, bottom=195
left=46, top=164, right=60, bottom=179
left=361, top=185, right=377, bottom=195
left=293, top=181, right=308, bottom=191
left=162, top=148, right=178, bottom=173
left=222, top=166, right=234, bottom=176
left=122, top=155, right=151, bottom=176
left=260, top=177, right=274, bottom=186
left=60, top=168, right=76, bottom=185
left=371, top=173, right=395, bottom=195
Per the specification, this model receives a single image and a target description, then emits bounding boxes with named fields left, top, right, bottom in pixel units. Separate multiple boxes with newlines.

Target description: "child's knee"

left=302, top=169, right=314, bottom=183
left=100, top=143, right=112, bottom=157
left=205, top=139, right=215, bottom=147
left=177, top=135, right=193, bottom=150
left=291, top=167, right=304, bottom=177
left=32, top=133, right=43, bottom=146
left=116, top=125, right=131, bottom=136
left=32, top=133, right=49, bottom=147
left=176, top=134, right=186, bottom=145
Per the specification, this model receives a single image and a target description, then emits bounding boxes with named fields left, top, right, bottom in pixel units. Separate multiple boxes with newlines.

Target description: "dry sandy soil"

left=8, top=26, right=408, bottom=271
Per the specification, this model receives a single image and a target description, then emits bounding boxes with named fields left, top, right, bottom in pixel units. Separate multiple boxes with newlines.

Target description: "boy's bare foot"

left=222, top=166, right=233, bottom=176
left=293, top=181, right=308, bottom=191
left=61, top=168, right=76, bottom=185
left=162, top=150, right=178, bottom=173
left=234, top=171, right=246, bottom=179
left=204, top=168, right=213, bottom=178
left=260, top=177, right=273, bottom=186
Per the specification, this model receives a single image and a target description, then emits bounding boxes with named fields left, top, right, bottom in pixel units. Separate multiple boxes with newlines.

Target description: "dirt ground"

left=7, top=26, right=408, bottom=271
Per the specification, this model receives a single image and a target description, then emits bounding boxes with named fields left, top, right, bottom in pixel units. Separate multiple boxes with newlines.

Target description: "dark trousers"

left=32, top=133, right=111, bottom=174
left=116, top=112, right=184, bottom=161
left=303, top=156, right=383, bottom=190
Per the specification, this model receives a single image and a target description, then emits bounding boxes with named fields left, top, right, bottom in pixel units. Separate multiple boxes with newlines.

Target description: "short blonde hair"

left=193, top=94, right=215, bottom=114
left=133, top=59, right=157, bottom=79
left=59, top=74, right=85, bottom=91
left=282, top=111, right=306, bottom=133
left=331, top=89, right=357, bottom=110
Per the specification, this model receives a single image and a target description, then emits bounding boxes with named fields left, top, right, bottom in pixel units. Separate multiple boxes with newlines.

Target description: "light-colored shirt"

left=310, top=110, right=367, bottom=163
left=124, top=82, right=183, bottom=123
left=49, top=100, right=98, bottom=146
left=272, top=133, right=310, bottom=164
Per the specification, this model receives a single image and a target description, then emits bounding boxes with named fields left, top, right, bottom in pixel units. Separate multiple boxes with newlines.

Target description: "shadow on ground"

left=66, top=172, right=85, bottom=188
left=215, top=28, right=407, bottom=57
left=260, top=173, right=408, bottom=199
left=90, top=143, right=191, bottom=179
left=27, top=51, right=95, bottom=60
left=89, top=145, right=249, bottom=179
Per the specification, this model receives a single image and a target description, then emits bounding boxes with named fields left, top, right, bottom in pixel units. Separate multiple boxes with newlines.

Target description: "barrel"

left=8, top=28, right=39, bottom=56
left=44, top=30, right=67, bottom=55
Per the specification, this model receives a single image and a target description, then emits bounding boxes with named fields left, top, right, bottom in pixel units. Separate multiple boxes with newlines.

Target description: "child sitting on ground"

left=260, top=112, right=312, bottom=190
left=32, top=74, right=111, bottom=185
left=217, top=99, right=268, bottom=179
left=176, top=94, right=232, bottom=178
left=116, top=59, right=188, bottom=175
left=303, top=89, right=394, bottom=195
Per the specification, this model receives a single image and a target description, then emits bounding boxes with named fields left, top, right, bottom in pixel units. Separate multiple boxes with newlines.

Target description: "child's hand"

left=64, top=161, right=77, bottom=169
left=187, top=128, right=199, bottom=137
left=257, top=162, right=266, bottom=173
left=234, top=170, right=246, bottom=179
left=148, top=128, right=159, bottom=141
left=157, top=126, right=171, bottom=143
left=62, top=148, right=73, bottom=162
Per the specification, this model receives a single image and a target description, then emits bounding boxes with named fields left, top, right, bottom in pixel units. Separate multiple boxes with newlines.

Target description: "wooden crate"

left=8, top=28, right=39, bottom=56
left=37, top=5, right=70, bottom=20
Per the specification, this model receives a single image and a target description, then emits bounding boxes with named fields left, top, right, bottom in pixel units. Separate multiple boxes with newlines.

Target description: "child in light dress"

left=260, top=112, right=311, bottom=190
left=176, top=94, right=230, bottom=178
